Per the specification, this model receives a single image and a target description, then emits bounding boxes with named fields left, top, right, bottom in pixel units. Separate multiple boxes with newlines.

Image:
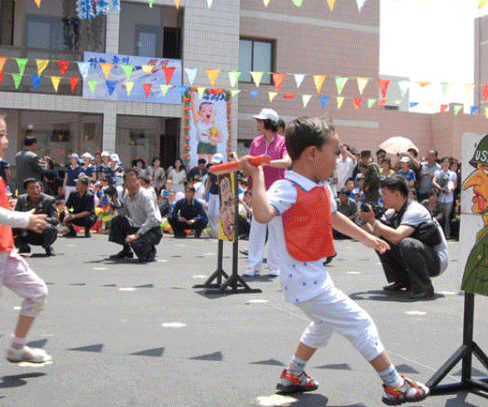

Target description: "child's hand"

left=239, top=155, right=261, bottom=178
left=362, top=234, right=390, bottom=254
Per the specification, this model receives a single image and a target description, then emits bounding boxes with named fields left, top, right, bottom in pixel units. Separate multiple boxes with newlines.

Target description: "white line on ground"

left=65, top=244, right=77, bottom=247
left=192, top=275, right=207, bottom=278
left=438, top=291, right=457, bottom=295
left=204, top=252, right=216, bottom=256
left=93, top=267, right=108, bottom=270
left=162, top=322, right=187, bottom=328
left=247, top=299, right=269, bottom=303
left=405, top=311, right=427, bottom=316
left=253, top=394, right=298, bottom=406
left=157, top=259, right=169, bottom=263
left=347, top=271, right=361, bottom=274
left=13, top=306, right=21, bottom=310
left=119, top=288, right=137, bottom=292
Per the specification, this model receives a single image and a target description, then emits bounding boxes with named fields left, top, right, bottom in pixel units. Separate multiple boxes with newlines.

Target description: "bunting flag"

left=106, top=80, right=117, bottom=95
left=398, top=80, right=410, bottom=98
left=15, top=58, right=28, bottom=76
left=484, top=85, right=488, bottom=102
left=58, top=60, right=69, bottom=76
left=485, top=107, right=488, bottom=119
left=283, top=93, right=295, bottom=99
left=143, top=83, right=152, bottom=98
left=336, top=96, right=344, bottom=109
left=320, top=95, right=330, bottom=108
left=263, top=0, right=271, bottom=6
left=122, top=65, right=133, bottom=80
left=160, top=84, right=171, bottom=97
left=197, top=86, right=206, bottom=99
left=479, top=0, right=488, bottom=9
left=142, top=65, right=153, bottom=74
left=125, top=81, right=134, bottom=96
left=12, top=73, right=22, bottom=90
left=51, top=76, right=61, bottom=93
left=335, top=76, right=348, bottom=95
left=77, top=62, right=90, bottom=78
left=471, top=106, right=479, bottom=115
left=31, top=75, right=43, bottom=90
left=378, top=78, right=391, bottom=98
left=453, top=104, right=463, bottom=115
left=356, top=0, right=367, bottom=12
left=175, top=0, right=181, bottom=8
left=207, top=0, right=213, bottom=8
left=0, top=73, right=4, bottom=87
left=326, top=0, right=336, bottom=11
left=36, top=59, right=49, bottom=76
left=394, top=100, right=402, bottom=105
left=367, top=98, right=376, bottom=108
left=293, top=73, right=305, bottom=88
left=463, top=83, right=475, bottom=98
left=356, top=77, right=369, bottom=95
left=440, top=82, right=451, bottom=98
left=352, top=97, right=362, bottom=111
left=179, top=86, right=189, bottom=96
left=206, top=69, right=220, bottom=86
left=410, top=102, right=419, bottom=108
left=228, top=71, right=241, bottom=88
left=184, top=67, right=197, bottom=85
left=87, top=78, right=97, bottom=94
left=100, top=63, right=113, bottom=80
left=268, top=91, right=278, bottom=103
left=231, top=89, right=241, bottom=97
left=272, top=72, right=286, bottom=92
left=148, top=0, right=154, bottom=7
left=313, top=75, right=326, bottom=93
left=249, top=90, right=260, bottom=98
left=292, top=0, right=304, bottom=6
left=378, top=99, right=387, bottom=107
left=0, top=57, right=6, bottom=72
left=440, top=104, right=448, bottom=115
left=302, top=94, right=312, bottom=108
left=163, top=67, right=176, bottom=85
left=69, top=77, right=80, bottom=93
left=418, top=81, right=432, bottom=87
left=250, top=71, right=263, bottom=87
left=34, top=0, right=41, bottom=7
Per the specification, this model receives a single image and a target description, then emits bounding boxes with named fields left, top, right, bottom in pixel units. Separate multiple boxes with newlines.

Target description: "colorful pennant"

left=228, top=71, right=241, bottom=88
left=453, top=104, right=463, bottom=115
left=197, top=86, right=206, bottom=99
left=122, top=65, right=133, bottom=80
left=143, top=83, right=152, bottom=98
left=160, top=84, right=171, bottom=97
left=320, top=95, right=330, bottom=108
left=106, top=80, right=117, bottom=95
left=292, top=0, right=304, bottom=6
left=327, top=0, right=336, bottom=11
left=471, top=106, right=479, bottom=115
left=31, top=75, right=43, bottom=90
left=51, top=76, right=61, bottom=93
left=58, top=60, right=69, bottom=76
left=249, top=90, right=260, bottom=98
left=206, top=69, right=220, bottom=86
left=356, top=0, right=367, bottom=12
left=378, top=78, right=391, bottom=98
left=0, top=57, right=6, bottom=72
left=15, top=58, right=28, bottom=76
left=164, top=67, right=176, bottom=85
left=367, top=98, right=376, bottom=108
left=69, top=77, right=80, bottom=93
left=440, top=104, right=448, bottom=115
left=335, top=76, right=348, bottom=95
left=356, top=77, right=369, bottom=95
left=77, top=62, right=90, bottom=78
left=184, top=67, right=197, bottom=86
left=336, top=96, right=344, bottom=109
left=484, top=85, right=488, bottom=102
left=268, top=91, right=278, bottom=103
left=293, top=73, right=306, bottom=88
left=302, top=94, right=312, bottom=108
left=283, top=93, right=295, bottom=99
left=272, top=72, right=286, bottom=92
left=12, top=73, right=22, bottom=90
left=36, top=60, right=49, bottom=76
left=352, top=97, right=362, bottom=111
left=142, top=65, right=153, bottom=74
left=99, top=63, right=112, bottom=80
left=0, top=73, right=4, bottom=87
left=250, top=71, right=263, bottom=87
left=398, top=80, right=410, bottom=98
left=313, top=75, right=326, bottom=93
left=125, top=81, right=134, bottom=96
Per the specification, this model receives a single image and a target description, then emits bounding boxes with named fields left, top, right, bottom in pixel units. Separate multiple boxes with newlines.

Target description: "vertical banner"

left=460, top=133, right=488, bottom=296
left=218, top=172, right=236, bottom=242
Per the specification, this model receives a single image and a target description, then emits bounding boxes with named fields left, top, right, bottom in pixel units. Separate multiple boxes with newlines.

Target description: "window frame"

left=134, top=24, right=161, bottom=58
left=238, top=37, right=275, bottom=85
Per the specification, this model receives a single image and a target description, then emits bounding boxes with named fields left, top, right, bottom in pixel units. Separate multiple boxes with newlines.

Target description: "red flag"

left=440, top=104, right=448, bottom=114
left=58, top=60, right=70, bottom=76
left=209, top=88, right=224, bottom=94
left=0, top=73, right=3, bottom=87
left=69, top=77, right=80, bottom=93
left=352, top=98, right=362, bottom=111
left=272, top=72, right=286, bottom=92
left=283, top=93, right=295, bottom=99
left=143, top=83, right=152, bottom=98
left=378, top=79, right=391, bottom=98
left=378, top=99, right=386, bottom=107
left=483, top=85, right=488, bottom=102
left=163, top=67, right=176, bottom=85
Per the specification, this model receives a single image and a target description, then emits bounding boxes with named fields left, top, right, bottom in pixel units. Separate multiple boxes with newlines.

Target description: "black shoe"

left=383, top=281, right=411, bottom=292
left=85, top=229, right=91, bottom=238
left=109, top=250, right=134, bottom=260
left=138, top=247, right=156, bottom=263
left=410, top=287, right=435, bottom=300
left=194, top=230, right=202, bottom=238
left=323, top=252, right=337, bottom=265
left=45, top=246, right=55, bottom=256
left=64, top=228, right=77, bottom=238
left=18, top=244, right=31, bottom=255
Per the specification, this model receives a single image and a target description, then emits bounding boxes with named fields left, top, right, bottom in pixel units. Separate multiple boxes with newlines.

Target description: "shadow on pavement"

left=349, top=290, right=445, bottom=303
left=286, top=393, right=368, bottom=406
left=0, top=373, right=46, bottom=389
left=444, top=391, right=488, bottom=406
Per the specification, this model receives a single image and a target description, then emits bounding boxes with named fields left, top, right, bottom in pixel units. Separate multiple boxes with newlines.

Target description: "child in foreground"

left=239, top=116, right=429, bottom=405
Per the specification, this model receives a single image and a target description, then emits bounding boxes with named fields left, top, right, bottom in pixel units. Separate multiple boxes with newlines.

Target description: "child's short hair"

left=185, top=185, right=196, bottom=193
left=284, top=116, right=335, bottom=161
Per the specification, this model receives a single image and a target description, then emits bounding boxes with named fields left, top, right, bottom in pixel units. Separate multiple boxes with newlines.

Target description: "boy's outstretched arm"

left=239, top=156, right=277, bottom=224
left=331, top=211, right=389, bottom=253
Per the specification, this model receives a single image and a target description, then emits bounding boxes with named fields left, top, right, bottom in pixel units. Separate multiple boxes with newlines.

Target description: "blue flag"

left=320, top=95, right=330, bottom=108
left=31, top=75, right=43, bottom=91
left=106, top=80, right=117, bottom=95
left=470, top=106, right=479, bottom=115
left=250, top=90, right=260, bottom=99
left=409, top=102, right=419, bottom=108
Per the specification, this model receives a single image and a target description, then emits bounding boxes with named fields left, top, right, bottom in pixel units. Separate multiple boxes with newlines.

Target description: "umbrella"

left=379, top=136, right=418, bottom=156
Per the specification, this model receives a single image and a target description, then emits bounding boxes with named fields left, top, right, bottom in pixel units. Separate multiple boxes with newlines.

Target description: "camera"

left=360, top=202, right=385, bottom=218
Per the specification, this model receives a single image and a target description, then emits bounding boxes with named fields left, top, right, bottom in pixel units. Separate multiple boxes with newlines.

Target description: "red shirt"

left=0, top=177, right=14, bottom=252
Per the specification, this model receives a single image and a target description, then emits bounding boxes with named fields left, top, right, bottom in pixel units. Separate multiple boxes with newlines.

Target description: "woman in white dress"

left=147, top=157, right=166, bottom=195
left=168, top=158, right=187, bottom=193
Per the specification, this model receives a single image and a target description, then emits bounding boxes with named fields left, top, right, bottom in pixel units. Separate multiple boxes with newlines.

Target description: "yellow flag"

left=479, top=0, right=488, bottom=9
left=463, top=83, right=475, bottom=98
left=36, top=59, right=49, bottom=76
left=206, top=69, right=220, bottom=87
left=34, top=0, right=41, bottom=7
left=485, top=106, right=488, bottom=118
left=126, top=81, right=134, bottom=96
left=327, top=0, right=336, bottom=11
left=313, top=75, right=326, bottom=93
left=250, top=72, right=263, bottom=87
left=99, top=63, right=113, bottom=80
left=268, top=91, right=278, bottom=102
left=51, top=76, right=61, bottom=93
left=263, top=0, right=271, bottom=6
left=160, top=84, right=171, bottom=97
left=356, top=77, right=369, bottom=95
left=175, top=0, right=181, bottom=9
left=197, top=87, right=206, bottom=99
left=142, top=65, right=153, bottom=74
left=336, top=96, right=344, bottom=109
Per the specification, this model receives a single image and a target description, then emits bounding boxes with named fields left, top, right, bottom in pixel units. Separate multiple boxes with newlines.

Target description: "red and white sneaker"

left=276, top=368, right=318, bottom=393
left=382, top=375, right=429, bottom=405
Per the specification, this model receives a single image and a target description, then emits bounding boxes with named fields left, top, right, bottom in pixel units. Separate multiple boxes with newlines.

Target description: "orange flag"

left=143, top=83, right=152, bottom=98
left=0, top=57, right=6, bottom=72
left=378, top=99, right=386, bottom=107
left=58, top=60, right=70, bottom=76
left=205, top=69, right=219, bottom=87
left=69, top=77, right=80, bottom=93
left=272, top=72, right=286, bottom=92
left=352, top=98, right=362, bottom=111
left=418, top=81, right=432, bottom=88
left=326, top=0, right=336, bottom=11
left=313, top=75, right=326, bottom=93
left=164, top=67, right=177, bottom=85
left=99, top=63, right=113, bottom=80
left=483, top=85, right=488, bottom=102
left=283, top=93, right=295, bottom=99
left=34, top=0, right=41, bottom=7
left=378, top=79, right=391, bottom=98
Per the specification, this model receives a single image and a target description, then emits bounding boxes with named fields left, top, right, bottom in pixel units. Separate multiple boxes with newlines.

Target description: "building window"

left=0, top=0, right=15, bottom=46
left=238, top=38, right=274, bottom=84
left=135, top=25, right=160, bottom=57
left=26, top=15, right=67, bottom=51
left=163, top=27, right=181, bottom=59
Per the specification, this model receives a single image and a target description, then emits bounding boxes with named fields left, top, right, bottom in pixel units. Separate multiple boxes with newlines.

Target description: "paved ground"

left=0, top=233, right=486, bottom=407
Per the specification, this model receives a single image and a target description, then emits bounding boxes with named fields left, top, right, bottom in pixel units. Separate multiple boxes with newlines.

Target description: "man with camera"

left=359, top=175, right=448, bottom=300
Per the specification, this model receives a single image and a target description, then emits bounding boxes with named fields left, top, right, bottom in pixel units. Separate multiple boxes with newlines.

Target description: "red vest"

left=0, top=178, right=14, bottom=252
left=282, top=180, right=335, bottom=262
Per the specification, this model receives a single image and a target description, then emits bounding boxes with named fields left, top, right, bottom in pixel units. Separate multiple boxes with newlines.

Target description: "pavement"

left=0, top=233, right=486, bottom=407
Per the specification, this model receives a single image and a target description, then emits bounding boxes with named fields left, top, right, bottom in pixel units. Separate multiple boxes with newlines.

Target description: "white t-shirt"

left=336, top=156, right=355, bottom=189
left=169, top=168, right=187, bottom=193
left=267, top=170, right=337, bottom=303
left=434, top=169, right=457, bottom=203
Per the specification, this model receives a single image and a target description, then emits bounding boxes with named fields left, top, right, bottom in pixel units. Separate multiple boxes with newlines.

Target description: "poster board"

left=218, top=172, right=236, bottom=242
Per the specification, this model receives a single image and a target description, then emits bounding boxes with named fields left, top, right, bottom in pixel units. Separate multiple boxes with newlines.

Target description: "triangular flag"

left=160, top=84, right=171, bottom=97
left=378, top=78, right=391, bottom=98
left=394, top=100, right=402, bottom=105
left=352, top=97, right=362, bottom=111
left=36, top=59, right=49, bottom=76
left=336, top=96, right=344, bottom=109
left=58, top=60, right=69, bottom=76
left=87, top=79, right=97, bottom=94
left=228, top=71, right=241, bottom=88
left=484, top=85, right=488, bottom=102
left=0, top=57, right=6, bottom=72
left=320, top=95, right=330, bottom=108
left=77, top=62, right=90, bottom=79
left=453, top=104, right=463, bottom=115
left=249, top=90, right=260, bottom=98
left=367, top=98, right=376, bottom=108
left=51, top=76, right=61, bottom=93
left=207, top=0, right=213, bottom=8
left=440, top=104, right=448, bottom=114
left=179, top=86, right=189, bottom=96
left=480, top=0, right=488, bottom=9
left=463, top=83, right=475, bottom=98
left=175, top=0, right=181, bottom=8
left=398, top=80, right=410, bottom=98
left=471, top=106, right=479, bottom=115
left=15, top=58, right=28, bottom=76
left=335, top=76, right=348, bottom=95
left=125, top=81, right=134, bottom=96
left=142, top=65, right=153, bottom=74
left=184, top=67, right=197, bottom=85
left=292, top=0, right=304, bottom=6
left=264, top=0, right=271, bottom=6
left=378, top=99, right=387, bottom=107
left=163, top=67, right=176, bottom=85
left=485, top=107, right=488, bottom=119
left=231, top=89, right=241, bottom=97
left=326, top=0, right=336, bottom=11
left=409, top=102, right=419, bottom=108
left=293, top=73, right=306, bottom=88
left=197, top=87, right=206, bottom=99
left=272, top=72, right=286, bottom=92
left=34, top=0, right=41, bottom=7
left=106, top=81, right=117, bottom=95
left=99, top=63, right=112, bottom=80
left=250, top=72, right=264, bottom=87
left=148, top=0, right=154, bottom=7
left=268, top=91, right=278, bottom=103
left=143, top=83, right=152, bottom=98
left=440, top=82, right=451, bottom=98
left=283, top=93, right=295, bottom=99
left=302, top=94, right=312, bottom=108
left=31, top=75, right=43, bottom=91
left=122, top=65, right=133, bottom=80
left=418, top=81, right=432, bottom=88
left=356, top=77, right=369, bottom=95
left=0, top=73, right=4, bottom=87
left=11, top=73, right=22, bottom=89
left=313, top=75, right=326, bottom=93
left=69, top=77, right=80, bottom=93
left=356, top=0, right=367, bottom=12
left=206, top=69, right=219, bottom=87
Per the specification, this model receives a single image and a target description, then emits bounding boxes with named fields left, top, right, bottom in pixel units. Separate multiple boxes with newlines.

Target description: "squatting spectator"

left=168, top=185, right=208, bottom=238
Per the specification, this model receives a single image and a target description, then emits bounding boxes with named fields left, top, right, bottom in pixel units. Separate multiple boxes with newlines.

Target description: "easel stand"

left=193, top=239, right=229, bottom=289
left=426, top=292, right=488, bottom=396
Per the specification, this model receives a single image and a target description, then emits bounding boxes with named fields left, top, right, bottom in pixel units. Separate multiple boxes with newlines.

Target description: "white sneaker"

left=269, top=268, right=280, bottom=276
left=6, top=345, right=52, bottom=363
left=243, top=268, right=260, bottom=277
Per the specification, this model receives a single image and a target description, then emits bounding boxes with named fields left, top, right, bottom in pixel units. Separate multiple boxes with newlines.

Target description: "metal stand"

left=193, top=239, right=229, bottom=289
left=426, top=292, right=488, bottom=396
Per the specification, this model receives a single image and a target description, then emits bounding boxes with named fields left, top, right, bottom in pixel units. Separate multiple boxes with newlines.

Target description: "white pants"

left=0, top=252, right=48, bottom=317
left=207, top=194, right=219, bottom=234
left=247, top=217, right=280, bottom=271
left=297, top=288, right=384, bottom=362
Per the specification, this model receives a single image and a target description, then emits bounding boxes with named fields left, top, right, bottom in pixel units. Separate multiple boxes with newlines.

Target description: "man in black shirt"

left=59, top=177, right=97, bottom=237
left=187, top=158, right=208, bottom=183
left=169, top=185, right=208, bottom=238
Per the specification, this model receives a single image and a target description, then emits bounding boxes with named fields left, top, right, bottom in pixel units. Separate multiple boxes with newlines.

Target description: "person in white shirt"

left=336, top=143, right=356, bottom=190
left=432, top=156, right=457, bottom=239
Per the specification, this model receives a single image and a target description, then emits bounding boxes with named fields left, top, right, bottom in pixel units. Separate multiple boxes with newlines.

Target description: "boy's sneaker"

left=243, top=268, right=260, bottom=277
left=6, top=345, right=52, bottom=363
left=269, top=268, right=280, bottom=276
left=276, top=368, right=318, bottom=393
left=382, top=375, right=429, bottom=405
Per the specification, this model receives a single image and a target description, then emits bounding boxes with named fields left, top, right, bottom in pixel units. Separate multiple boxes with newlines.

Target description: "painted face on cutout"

left=219, top=176, right=235, bottom=241
left=198, top=103, right=216, bottom=124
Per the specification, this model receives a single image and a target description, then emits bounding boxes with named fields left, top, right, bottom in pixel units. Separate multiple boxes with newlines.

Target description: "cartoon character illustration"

left=218, top=173, right=235, bottom=242
left=190, top=92, right=222, bottom=155
left=461, top=134, right=488, bottom=296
